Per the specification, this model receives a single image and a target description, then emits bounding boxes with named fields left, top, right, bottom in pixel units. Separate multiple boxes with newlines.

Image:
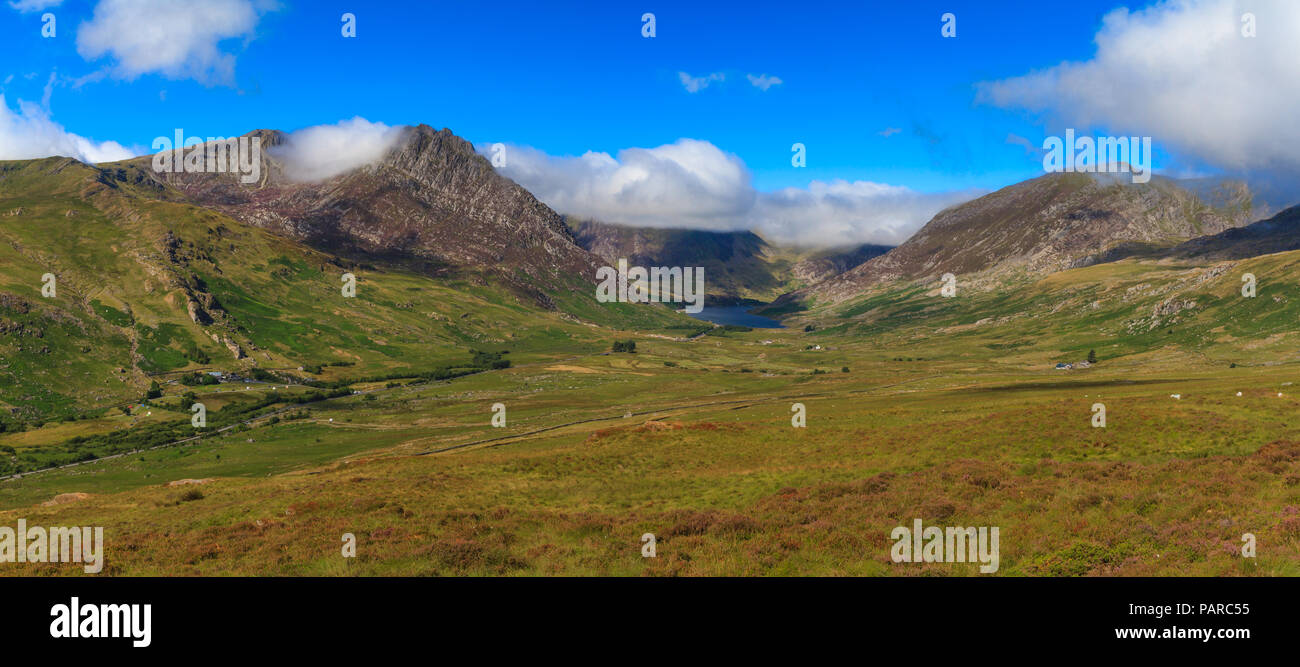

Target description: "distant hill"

left=1179, top=176, right=1298, bottom=223
left=569, top=219, right=782, bottom=303
left=569, top=218, right=889, bottom=304
left=789, top=244, right=893, bottom=285
left=795, top=172, right=1256, bottom=304
left=1168, top=204, right=1300, bottom=260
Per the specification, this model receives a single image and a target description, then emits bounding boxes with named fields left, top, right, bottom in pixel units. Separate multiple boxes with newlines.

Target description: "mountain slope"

left=129, top=125, right=604, bottom=309
left=569, top=218, right=890, bottom=303
left=569, top=219, right=786, bottom=303
left=1168, top=204, right=1300, bottom=260
left=799, top=172, right=1254, bottom=304
left=0, top=154, right=685, bottom=426
left=789, top=243, right=892, bottom=285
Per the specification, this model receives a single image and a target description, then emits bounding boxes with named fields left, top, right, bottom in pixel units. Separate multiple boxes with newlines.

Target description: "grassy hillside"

left=786, top=249, right=1300, bottom=371
left=3, top=251, right=1299, bottom=575
left=0, top=157, right=691, bottom=468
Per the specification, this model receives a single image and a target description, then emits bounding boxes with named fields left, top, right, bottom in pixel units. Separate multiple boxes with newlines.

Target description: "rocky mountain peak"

left=798, top=171, right=1256, bottom=303
left=125, top=124, right=605, bottom=304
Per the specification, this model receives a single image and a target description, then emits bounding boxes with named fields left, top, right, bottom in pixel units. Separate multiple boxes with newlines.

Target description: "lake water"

left=687, top=305, right=785, bottom=328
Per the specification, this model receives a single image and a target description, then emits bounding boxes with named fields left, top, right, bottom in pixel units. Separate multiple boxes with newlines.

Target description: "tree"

left=1087, top=349, right=1097, bottom=364
left=146, top=381, right=163, bottom=399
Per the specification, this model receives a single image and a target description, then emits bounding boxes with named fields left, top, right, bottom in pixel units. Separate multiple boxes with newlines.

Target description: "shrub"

left=250, top=368, right=277, bottom=382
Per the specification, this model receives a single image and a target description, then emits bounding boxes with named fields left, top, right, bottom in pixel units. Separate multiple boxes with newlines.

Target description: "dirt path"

left=410, top=375, right=942, bottom=456
left=0, top=347, right=935, bottom=483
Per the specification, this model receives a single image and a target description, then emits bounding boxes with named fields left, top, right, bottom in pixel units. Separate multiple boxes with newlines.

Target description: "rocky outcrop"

left=141, top=126, right=607, bottom=306
left=569, top=219, right=783, bottom=301
left=799, top=172, right=1256, bottom=303
left=791, top=244, right=892, bottom=285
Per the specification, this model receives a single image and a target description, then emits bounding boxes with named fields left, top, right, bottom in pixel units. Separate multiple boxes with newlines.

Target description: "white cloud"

left=488, top=139, right=977, bottom=247
left=76, top=0, right=272, bottom=85
left=8, top=0, right=63, bottom=11
left=678, top=71, right=725, bottom=93
left=977, top=0, right=1300, bottom=172
left=878, top=127, right=902, bottom=137
left=270, top=117, right=403, bottom=182
left=40, top=71, right=54, bottom=108
left=1005, top=132, right=1041, bottom=157
left=746, top=73, right=783, bottom=91
left=493, top=139, right=755, bottom=229
left=752, top=180, right=978, bottom=247
left=0, top=94, right=135, bottom=163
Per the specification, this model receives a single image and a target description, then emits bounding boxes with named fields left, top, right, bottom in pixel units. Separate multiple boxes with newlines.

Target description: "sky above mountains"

left=1, top=0, right=1297, bottom=247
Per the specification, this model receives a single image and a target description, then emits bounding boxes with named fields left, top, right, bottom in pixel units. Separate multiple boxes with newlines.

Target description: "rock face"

left=568, top=219, right=890, bottom=303
left=141, top=125, right=606, bottom=306
left=790, top=244, right=893, bottom=285
left=572, top=218, right=768, bottom=264
left=1166, top=204, right=1300, bottom=260
left=801, top=172, right=1255, bottom=303
left=570, top=219, right=781, bottom=302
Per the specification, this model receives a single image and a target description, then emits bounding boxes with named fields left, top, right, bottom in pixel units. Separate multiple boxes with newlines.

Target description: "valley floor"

left=2, top=328, right=1297, bottom=576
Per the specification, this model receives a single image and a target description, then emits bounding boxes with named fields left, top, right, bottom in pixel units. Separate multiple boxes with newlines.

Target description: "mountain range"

left=3, top=123, right=1299, bottom=426
left=568, top=217, right=890, bottom=303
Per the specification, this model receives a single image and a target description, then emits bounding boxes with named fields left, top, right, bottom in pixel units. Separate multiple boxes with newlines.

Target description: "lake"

left=687, top=305, right=785, bottom=329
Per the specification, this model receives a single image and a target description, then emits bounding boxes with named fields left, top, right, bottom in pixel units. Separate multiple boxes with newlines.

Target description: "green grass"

left=3, top=324, right=1299, bottom=575
left=0, top=157, right=692, bottom=427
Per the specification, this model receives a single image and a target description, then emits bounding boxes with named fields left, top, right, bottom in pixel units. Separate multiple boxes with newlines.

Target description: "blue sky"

left=4, top=0, right=1129, bottom=191
left=2, top=0, right=1295, bottom=246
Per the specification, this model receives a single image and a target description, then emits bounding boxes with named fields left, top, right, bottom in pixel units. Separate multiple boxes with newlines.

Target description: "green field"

left=3, top=280, right=1299, bottom=575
